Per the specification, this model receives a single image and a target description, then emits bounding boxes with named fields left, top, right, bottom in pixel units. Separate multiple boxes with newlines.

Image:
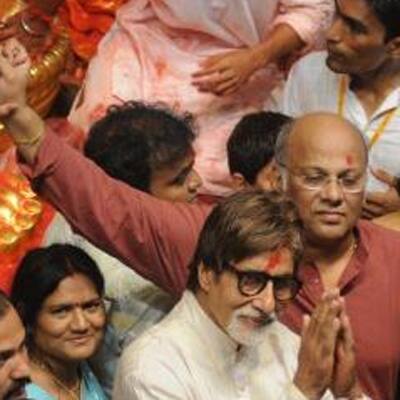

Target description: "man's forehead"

left=288, top=114, right=367, bottom=168
left=336, top=0, right=378, bottom=23
left=0, top=309, right=25, bottom=353
left=238, top=248, right=294, bottom=274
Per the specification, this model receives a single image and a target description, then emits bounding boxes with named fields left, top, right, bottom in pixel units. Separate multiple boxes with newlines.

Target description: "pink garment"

left=69, top=0, right=333, bottom=194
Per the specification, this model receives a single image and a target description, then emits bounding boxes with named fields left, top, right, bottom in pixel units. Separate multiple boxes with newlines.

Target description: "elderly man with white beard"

left=113, top=191, right=368, bottom=400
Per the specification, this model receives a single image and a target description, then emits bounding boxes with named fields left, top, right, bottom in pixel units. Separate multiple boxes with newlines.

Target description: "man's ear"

left=231, top=173, right=247, bottom=191
left=387, top=37, right=400, bottom=59
left=198, top=262, right=215, bottom=293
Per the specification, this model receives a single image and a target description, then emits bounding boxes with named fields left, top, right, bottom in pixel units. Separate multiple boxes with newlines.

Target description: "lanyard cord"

left=337, top=76, right=398, bottom=150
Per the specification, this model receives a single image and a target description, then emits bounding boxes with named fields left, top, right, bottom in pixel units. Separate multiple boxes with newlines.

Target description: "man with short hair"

left=114, top=190, right=364, bottom=400
left=280, top=0, right=400, bottom=219
left=1, top=46, right=399, bottom=399
left=84, top=101, right=202, bottom=202
left=0, top=291, right=30, bottom=400
left=227, top=111, right=291, bottom=192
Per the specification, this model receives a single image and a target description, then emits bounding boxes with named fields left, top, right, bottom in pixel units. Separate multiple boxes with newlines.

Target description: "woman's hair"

left=10, top=244, right=104, bottom=348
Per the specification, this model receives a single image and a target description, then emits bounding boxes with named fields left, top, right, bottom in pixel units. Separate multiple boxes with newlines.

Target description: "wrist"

left=3, top=105, right=45, bottom=148
left=293, top=373, right=324, bottom=400
left=249, top=43, right=272, bottom=70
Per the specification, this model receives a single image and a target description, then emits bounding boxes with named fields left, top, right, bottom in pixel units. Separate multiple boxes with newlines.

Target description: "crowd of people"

left=1, top=0, right=400, bottom=399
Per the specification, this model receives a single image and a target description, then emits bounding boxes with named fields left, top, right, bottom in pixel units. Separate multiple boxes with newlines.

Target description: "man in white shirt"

left=280, top=0, right=400, bottom=219
left=113, top=190, right=364, bottom=400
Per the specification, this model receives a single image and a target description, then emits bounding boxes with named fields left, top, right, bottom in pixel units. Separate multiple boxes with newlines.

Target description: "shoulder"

left=114, top=319, right=194, bottom=399
left=359, top=219, right=400, bottom=246
left=289, top=51, right=330, bottom=80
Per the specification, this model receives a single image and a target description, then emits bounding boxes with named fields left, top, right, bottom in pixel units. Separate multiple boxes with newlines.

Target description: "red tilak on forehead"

left=264, top=250, right=282, bottom=272
left=346, top=155, right=353, bottom=167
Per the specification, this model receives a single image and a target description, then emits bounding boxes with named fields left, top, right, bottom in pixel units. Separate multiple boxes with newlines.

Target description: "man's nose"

left=10, top=348, right=30, bottom=380
left=326, top=17, right=342, bottom=45
left=251, top=281, right=275, bottom=315
left=320, top=178, right=344, bottom=204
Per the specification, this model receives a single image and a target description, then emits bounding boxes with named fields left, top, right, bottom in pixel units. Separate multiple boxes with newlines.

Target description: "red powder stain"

left=346, top=155, right=353, bottom=167
left=265, top=250, right=282, bottom=272
left=155, top=59, right=167, bottom=78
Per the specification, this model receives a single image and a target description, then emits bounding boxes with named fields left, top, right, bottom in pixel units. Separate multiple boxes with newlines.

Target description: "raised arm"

left=0, top=45, right=210, bottom=298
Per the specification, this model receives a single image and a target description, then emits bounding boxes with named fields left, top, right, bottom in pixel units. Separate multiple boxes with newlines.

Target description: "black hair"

left=84, top=101, right=195, bottom=192
left=0, top=289, right=10, bottom=318
left=227, top=112, right=292, bottom=184
left=366, top=0, right=400, bottom=40
left=10, top=244, right=104, bottom=347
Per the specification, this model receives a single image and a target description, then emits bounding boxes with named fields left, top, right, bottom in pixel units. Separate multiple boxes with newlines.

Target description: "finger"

left=370, top=167, right=396, bottom=186
left=0, top=26, right=18, bottom=41
left=192, top=62, right=230, bottom=79
left=362, top=208, right=377, bottom=220
left=340, top=312, right=354, bottom=352
left=365, top=191, right=387, bottom=205
left=201, top=53, right=225, bottom=66
left=214, top=79, right=239, bottom=96
left=362, top=202, right=385, bottom=218
left=0, top=102, right=18, bottom=118
left=308, top=291, right=338, bottom=333
left=301, top=314, right=311, bottom=337
left=194, top=72, right=234, bottom=88
left=0, top=51, right=13, bottom=78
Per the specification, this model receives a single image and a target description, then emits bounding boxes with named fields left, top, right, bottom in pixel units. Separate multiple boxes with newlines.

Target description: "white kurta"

left=113, top=291, right=333, bottom=400
left=280, top=51, right=400, bottom=192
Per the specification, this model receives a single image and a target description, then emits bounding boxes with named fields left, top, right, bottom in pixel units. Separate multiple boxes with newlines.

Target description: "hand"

left=293, top=290, right=342, bottom=400
left=0, top=38, right=30, bottom=119
left=330, top=308, right=362, bottom=398
left=191, top=47, right=263, bottom=96
left=363, top=169, right=400, bottom=219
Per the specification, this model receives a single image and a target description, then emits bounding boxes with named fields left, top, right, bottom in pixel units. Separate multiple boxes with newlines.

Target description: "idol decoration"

left=0, top=0, right=126, bottom=292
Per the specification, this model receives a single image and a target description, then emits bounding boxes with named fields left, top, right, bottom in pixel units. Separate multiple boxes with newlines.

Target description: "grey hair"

left=274, top=119, right=295, bottom=191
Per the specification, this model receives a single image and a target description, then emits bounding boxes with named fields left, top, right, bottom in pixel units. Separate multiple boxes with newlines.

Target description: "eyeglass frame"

left=223, top=262, right=301, bottom=301
left=278, top=162, right=367, bottom=194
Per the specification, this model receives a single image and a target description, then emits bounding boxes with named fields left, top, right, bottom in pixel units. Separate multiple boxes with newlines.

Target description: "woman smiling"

left=10, top=244, right=107, bottom=400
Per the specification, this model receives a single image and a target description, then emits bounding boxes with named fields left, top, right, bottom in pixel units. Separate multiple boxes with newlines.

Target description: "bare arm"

left=191, top=23, right=303, bottom=96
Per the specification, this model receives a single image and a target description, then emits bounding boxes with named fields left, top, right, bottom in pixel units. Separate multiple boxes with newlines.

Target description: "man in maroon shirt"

left=1, top=44, right=400, bottom=399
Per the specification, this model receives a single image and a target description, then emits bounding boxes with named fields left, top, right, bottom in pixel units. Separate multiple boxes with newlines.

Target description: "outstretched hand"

left=0, top=38, right=30, bottom=119
left=191, top=47, right=262, bottom=96
left=363, top=168, right=400, bottom=219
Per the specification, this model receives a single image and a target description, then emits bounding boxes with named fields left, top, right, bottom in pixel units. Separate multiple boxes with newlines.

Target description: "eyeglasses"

left=224, top=263, right=301, bottom=301
left=280, top=165, right=366, bottom=193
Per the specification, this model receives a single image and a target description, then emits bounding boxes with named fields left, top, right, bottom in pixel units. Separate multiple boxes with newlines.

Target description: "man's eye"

left=241, top=273, right=265, bottom=289
left=304, top=175, right=325, bottom=184
left=341, top=177, right=358, bottom=187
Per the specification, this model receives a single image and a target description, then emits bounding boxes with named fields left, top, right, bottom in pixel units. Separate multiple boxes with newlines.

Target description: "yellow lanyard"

left=337, top=76, right=398, bottom=150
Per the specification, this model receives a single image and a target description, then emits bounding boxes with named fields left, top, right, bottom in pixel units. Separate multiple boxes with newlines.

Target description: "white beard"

left=226, top=306, right=276, bottom=348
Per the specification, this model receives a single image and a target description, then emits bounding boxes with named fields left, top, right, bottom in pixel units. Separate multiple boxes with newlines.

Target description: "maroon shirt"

left=21, top=130, right=400, bottom=399
left=280, top=221, right=400, bottom=400
left=21, top=130, right=211, bottom=298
